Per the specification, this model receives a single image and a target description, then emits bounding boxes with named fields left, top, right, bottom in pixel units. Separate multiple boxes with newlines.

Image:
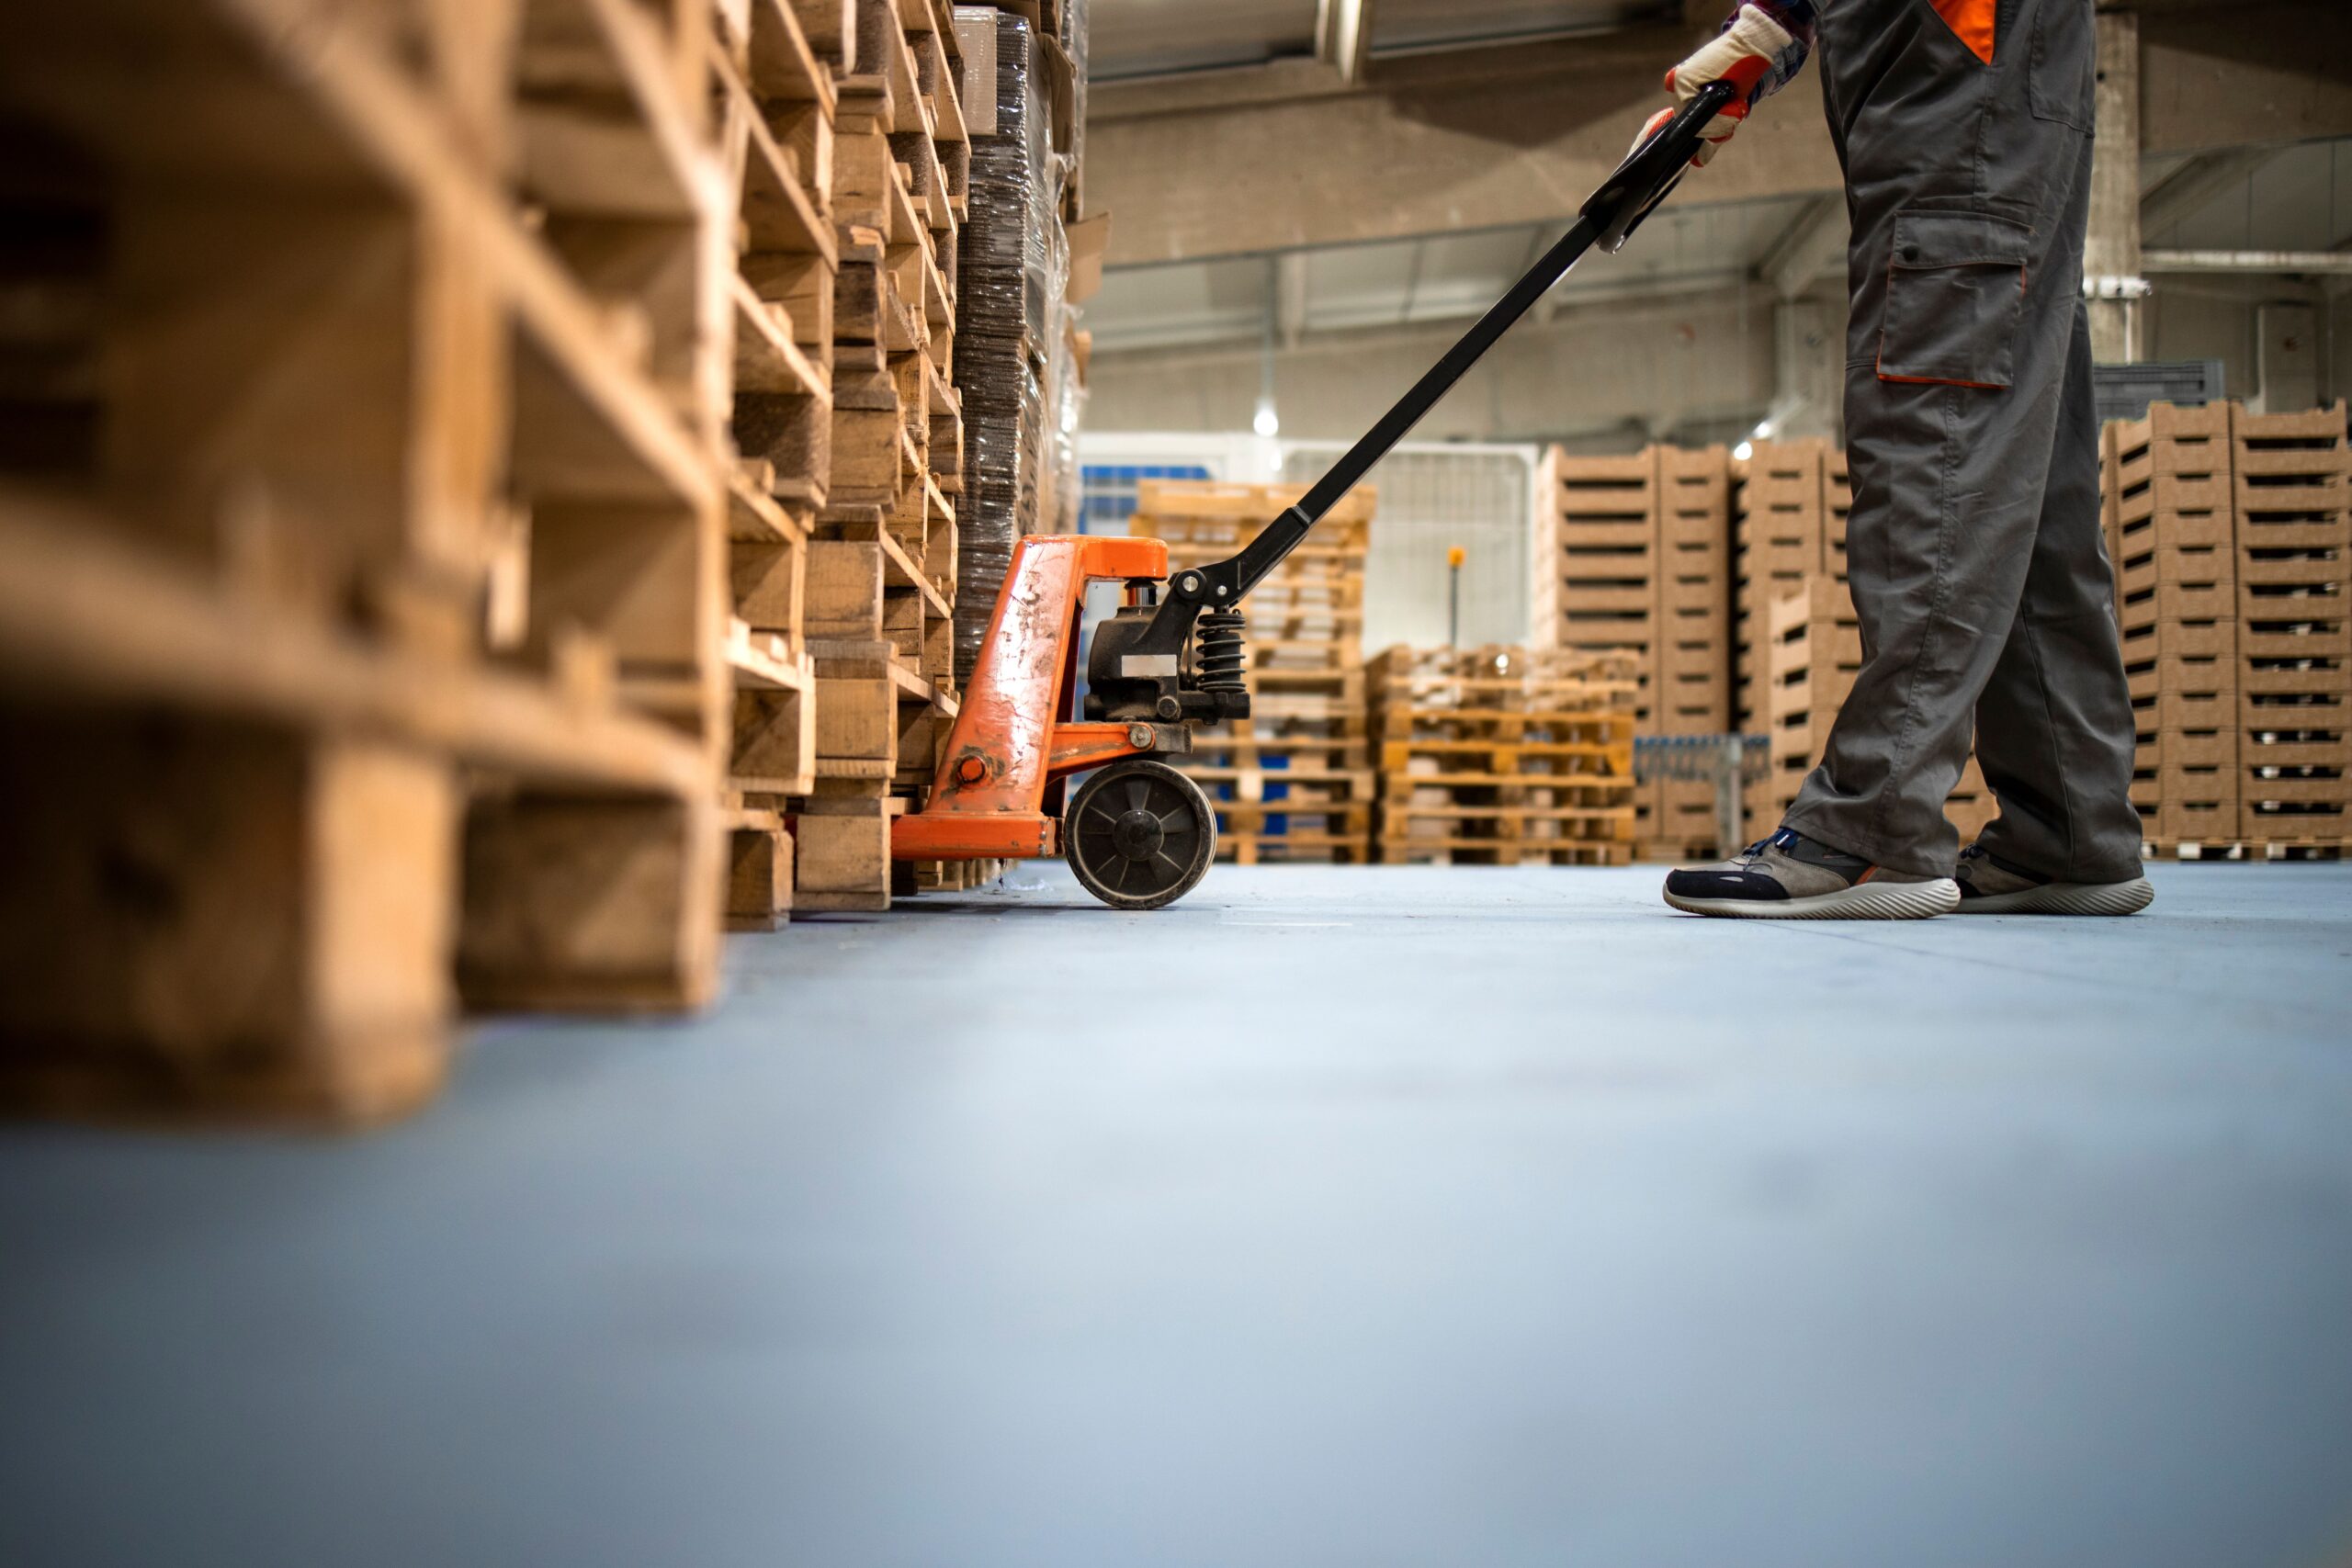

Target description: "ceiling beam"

left=1274, top=251, right=1312, bottom=349
left=1095, top=24, right=1693, bottom=124
left=2144, top=249, right=2352, bottom=275
left=1090, top=2, right=2352, bottom=267
left=1758, top=196, right=1848, bottom=300
left=1092, top=267, right=1757, bottom=357
left=2139, top=148, right=2279, bottom=238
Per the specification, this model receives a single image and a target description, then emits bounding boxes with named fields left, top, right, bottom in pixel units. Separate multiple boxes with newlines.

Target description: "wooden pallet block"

left=0, top=713, right=458, bottom=1124
left=724, top=798, right=795, bottom=931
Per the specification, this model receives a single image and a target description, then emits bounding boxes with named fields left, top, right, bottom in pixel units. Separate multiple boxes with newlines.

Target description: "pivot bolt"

left=1156, top=695, right=1182, bottom=720
left=956, top=756, right=988, bottom=784
left=1127, top=724, right=1154, bottom=749
left=1180, top=573, right=1202, bottom=594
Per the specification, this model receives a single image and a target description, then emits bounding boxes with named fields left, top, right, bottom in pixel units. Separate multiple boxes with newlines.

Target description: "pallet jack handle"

left=1162, top=79, right=1740, bottom=615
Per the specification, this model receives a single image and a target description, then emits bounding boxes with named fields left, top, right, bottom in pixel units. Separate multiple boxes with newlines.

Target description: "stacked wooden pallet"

left=712, top=0, right=834, bottom=926
left=1532, top=446, right=1736, bottom=857
left=1368, top=647, right=1640, bottom=865
left=1130, top=480, right=1379, bottom=864
left=0, top=0, right=739, bottom=1121
left=2106, top=403, right=2240, bottom=849
left=811, top=0, right=980, bottom=909
left=716, top=0, right=1000, bottom=917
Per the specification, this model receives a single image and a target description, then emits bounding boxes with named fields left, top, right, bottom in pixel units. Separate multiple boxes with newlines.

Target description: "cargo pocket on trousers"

left=2030, top=0, right=2096, bottom=130
left=1876, top=211, right=2031, bottom=390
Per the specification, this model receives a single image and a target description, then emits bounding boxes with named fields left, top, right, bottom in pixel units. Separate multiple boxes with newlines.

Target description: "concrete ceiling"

left=2142, top=139, right=2352, bottom=254
left=1087, top=193, right=1820, bottom=354
left=1087, top=137, right=2352, bottom=359
left=1089, top=0, right=1673, bottom=83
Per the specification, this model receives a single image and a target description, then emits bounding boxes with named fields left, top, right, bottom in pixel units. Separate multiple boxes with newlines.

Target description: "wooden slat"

left=0, top=490, right=709, bottom=799
left=731, top=276, right=828, bottom=399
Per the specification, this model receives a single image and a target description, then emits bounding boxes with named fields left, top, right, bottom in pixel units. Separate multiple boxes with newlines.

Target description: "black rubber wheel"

left=1065, top=760, right=1217, bottom=910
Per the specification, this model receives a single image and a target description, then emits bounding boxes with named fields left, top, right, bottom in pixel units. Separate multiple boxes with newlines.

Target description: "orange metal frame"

left=892, top=535, right=1170, bottom=862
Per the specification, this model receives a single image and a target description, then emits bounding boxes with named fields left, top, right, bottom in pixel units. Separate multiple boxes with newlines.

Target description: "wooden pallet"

left=1380, top=838, right=1635, bottom=868
left=2144, top=839, right=2349, bottom=863
left=1366, top=646, right=1640, bottom=867
left=1131, top=479, right=1379, bottom=865
left=0, top=0, right=738, bottom=1122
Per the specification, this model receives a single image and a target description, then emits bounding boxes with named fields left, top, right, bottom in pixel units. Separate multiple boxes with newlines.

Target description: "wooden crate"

left=2231, top=404, right=2350, bottom=840
left=1533, top=446, right=1736, bottom=855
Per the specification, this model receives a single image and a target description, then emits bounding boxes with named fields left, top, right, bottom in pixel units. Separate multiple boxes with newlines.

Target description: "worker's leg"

left=1781, top=0, right=2098, bottom=879
left=1965, top=299, right=2147, bottom=884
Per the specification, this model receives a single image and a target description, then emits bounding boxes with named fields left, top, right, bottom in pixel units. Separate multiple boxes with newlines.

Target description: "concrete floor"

left=3, top=864, right=2351, bottom=1567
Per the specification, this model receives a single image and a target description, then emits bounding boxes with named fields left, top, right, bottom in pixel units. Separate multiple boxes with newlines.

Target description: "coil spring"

left=1196, top=611, right=1248, bottom=693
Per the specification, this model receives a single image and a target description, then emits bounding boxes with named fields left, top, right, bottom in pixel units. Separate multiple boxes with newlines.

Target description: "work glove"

left=1634, top=1, right=1817, bottom=168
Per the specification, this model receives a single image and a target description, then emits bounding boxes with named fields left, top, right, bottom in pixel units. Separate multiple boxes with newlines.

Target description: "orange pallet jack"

left=892, top=84, right=1736, bottom=909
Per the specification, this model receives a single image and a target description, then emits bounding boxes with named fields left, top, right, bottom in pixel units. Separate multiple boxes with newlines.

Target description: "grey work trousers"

left=1781, top=0, right=2143, bottom=881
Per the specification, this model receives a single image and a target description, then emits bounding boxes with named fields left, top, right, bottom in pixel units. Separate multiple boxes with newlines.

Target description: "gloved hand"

left=1634, top=1, right=1816, bottom=168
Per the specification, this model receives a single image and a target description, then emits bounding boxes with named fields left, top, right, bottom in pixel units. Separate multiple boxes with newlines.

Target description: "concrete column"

left=1770, top=299, right=1843, bottom=442
left=2085, top=10, right=2143, bottom=364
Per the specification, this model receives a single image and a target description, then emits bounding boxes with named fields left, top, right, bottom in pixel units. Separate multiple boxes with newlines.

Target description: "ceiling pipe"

left=2143, top=250, right=2352, bottom=275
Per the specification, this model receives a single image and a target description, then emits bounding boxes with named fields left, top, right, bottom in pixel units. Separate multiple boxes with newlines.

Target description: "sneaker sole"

left=1954, top=877, right=2155, bottom=916
left=1663, top=877, right=1962, bottom=921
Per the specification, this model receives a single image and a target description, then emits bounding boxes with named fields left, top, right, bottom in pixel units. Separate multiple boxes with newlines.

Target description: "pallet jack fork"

left=893, top=82, right=1740, bottom=909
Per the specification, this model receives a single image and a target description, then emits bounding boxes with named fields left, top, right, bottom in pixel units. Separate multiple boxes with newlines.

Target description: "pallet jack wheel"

left=1066, top=760, right=1217, bottom=910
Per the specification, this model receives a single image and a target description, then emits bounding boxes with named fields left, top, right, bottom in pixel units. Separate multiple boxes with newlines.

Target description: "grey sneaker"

left=1663, top=827, right=1961, bottom=920
left=1953, top=844, right=2154, bottom=916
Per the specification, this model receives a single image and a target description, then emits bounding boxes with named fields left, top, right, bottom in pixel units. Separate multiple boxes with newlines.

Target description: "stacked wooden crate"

left=2228, top=403, right=2349, bottom=850
left=1531, top=446, right=1737, bottom=857
left=1647, top=447, right=1736, bottom=856
left=1731, top=440, right=1844, bottom=834
left=2108, top=403, right=2241, bottom=847
left=1367, top=647, right=1640, bottom=865
left=1532, top=449, right=1659, bottom=720
left=1130, top=480, right=1378, bottom=864
left=0, top=0, right=738, bottom=1121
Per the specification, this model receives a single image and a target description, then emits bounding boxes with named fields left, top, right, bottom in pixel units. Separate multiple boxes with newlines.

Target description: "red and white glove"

left=1633, top=3, right=1813, bottom=168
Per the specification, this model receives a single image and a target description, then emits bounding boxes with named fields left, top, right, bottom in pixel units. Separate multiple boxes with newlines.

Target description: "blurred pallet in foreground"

left=0, top=0, right=739, bottom=1122
left=1132, top=479, right=1378, bottom=864
left=1368, top=646, right=1639, bottom=866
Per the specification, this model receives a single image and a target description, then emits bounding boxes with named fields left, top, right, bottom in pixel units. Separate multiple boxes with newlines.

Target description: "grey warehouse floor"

left=4, top=863, right=2352, bottom=1568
